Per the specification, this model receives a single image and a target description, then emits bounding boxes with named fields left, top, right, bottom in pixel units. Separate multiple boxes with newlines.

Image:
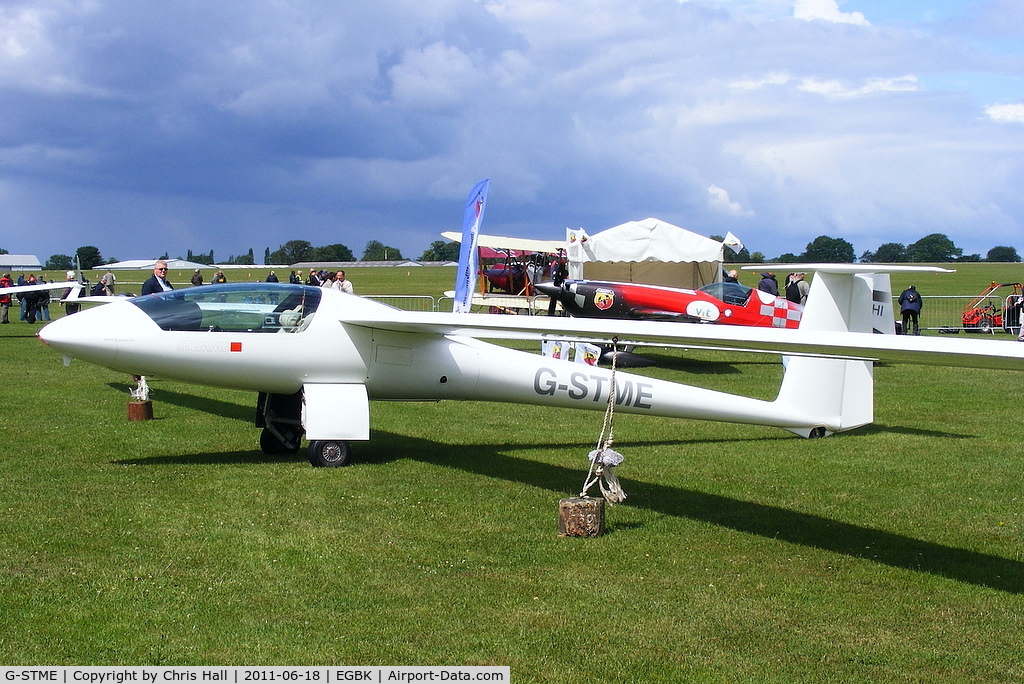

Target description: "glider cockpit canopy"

left=132, top=284, right=323, bottom=333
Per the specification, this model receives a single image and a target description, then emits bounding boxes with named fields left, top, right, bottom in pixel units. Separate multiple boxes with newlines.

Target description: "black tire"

left=308, top=440, right=351, bottom=468
left=260, top=427, right=300, bottom=455
left=979, top=317, right=994, bottom=334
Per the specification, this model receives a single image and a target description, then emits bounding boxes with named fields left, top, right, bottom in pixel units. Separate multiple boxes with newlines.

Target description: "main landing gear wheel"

left=308, top=440, right=351, bottom=468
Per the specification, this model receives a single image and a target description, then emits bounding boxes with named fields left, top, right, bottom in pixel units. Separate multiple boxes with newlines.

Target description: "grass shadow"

left=104, top=396, right=1017, bottom=593
left=107, top=382, right=255, bottom=422
left=363, top=430, right=1024, bottom=595
left=850, top=423, right=975, bottom=439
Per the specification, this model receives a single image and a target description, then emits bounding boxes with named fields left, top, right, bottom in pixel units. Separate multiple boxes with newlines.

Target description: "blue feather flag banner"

left=452, top=179, right=489, bottom=313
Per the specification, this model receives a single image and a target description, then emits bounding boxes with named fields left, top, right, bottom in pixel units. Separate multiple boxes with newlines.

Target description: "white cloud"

left=1, top=0, right=1023, bottom=264
left=798, top=75, right=919, bottom=97
left=793, top=0, right=870, bottom=26
left=730, top=71, right=793, bottom=91
left=986, top=103, right=1024, bottom=124
left=708, top=185, right=753, bottom=217
left=388, top=42, right=479, bottom=111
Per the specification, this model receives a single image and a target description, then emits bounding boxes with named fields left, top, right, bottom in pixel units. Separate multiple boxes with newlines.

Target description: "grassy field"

left=1, top=263, right=1022, bottom=681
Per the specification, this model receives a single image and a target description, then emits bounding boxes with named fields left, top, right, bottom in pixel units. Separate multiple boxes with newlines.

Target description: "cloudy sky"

left=2, top=0, right=1023, bottom=264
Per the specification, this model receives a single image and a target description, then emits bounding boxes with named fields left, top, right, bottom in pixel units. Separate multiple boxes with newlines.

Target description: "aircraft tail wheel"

left=308, top=440, right=351, bottom=467
left=808, top=426, right=827, bottom=439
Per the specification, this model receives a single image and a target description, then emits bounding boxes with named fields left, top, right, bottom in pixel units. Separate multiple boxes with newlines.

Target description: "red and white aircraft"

left=37, top=265, right=1022, bottom=466
left=535, top=279, right=804, bottom=328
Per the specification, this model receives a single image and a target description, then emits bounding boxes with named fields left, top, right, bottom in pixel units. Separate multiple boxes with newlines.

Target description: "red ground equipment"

left=961, top=281, right=1022, bottom=333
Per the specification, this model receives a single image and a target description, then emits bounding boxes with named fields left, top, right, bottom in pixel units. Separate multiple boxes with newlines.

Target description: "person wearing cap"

left=266, top=271, right=279, bottom=283
left=757, top=272, right=778, bottom=296
left=191, top=269, right=204, bottom=287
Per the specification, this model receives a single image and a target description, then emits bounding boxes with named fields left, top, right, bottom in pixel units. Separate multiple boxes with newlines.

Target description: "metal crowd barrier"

left=895, top=294, right=1022, bottom=335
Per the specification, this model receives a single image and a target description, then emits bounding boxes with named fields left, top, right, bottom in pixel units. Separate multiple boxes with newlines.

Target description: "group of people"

left=0, top=273, right=56, bottom=324
left=742, top=270, right=809, bottom=305
left=147, top=262, right=355, bottom=295
left=303, top=268, right=354, bottom=294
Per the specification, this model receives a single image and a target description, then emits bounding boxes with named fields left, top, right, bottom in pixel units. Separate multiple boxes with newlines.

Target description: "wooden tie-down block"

left=558, top=497, right=605, bottom=537
left=127, top=400, right=153, bottom=421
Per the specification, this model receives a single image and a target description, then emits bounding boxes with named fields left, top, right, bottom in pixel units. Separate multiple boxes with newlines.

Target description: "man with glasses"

left=141, top=260, right=174, bottom=295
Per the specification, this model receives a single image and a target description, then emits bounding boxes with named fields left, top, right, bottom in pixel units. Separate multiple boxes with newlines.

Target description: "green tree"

left=0, top=248, right=8, bottom=255
left=270, top=240, right=314, bottom=265
left=186, top=249, right=214, bottom=265
left=76, top=246, right=104, bottom=270
left=874, top=242, right=907, bottom=262
left=45, top=254, right=74, bottom=270
left=419, top=240, right=462, bottom=262
left=225, top=251, right=254, bottom=265
left=264, top=248, right=271, bottom=265
left=801, top=235, right=855, bottom=263
left=986, top=245, right=1021, bottom=262
left=310, top=243, right=355, bottom=262
left=362, top=240, right=403, bottom=261
left=907, top=233, right=961, bottom=262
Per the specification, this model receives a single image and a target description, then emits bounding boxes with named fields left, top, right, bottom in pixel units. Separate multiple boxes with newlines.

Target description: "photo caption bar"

left=0, top=668, right=509, bottom=684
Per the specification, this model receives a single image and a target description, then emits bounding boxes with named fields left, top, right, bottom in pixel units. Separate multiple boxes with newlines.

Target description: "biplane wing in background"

left=441, top=230, right=562, bottom=300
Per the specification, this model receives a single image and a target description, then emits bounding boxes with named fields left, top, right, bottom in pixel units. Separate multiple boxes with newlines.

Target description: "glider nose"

left=37, top=301, right=142, bottom=367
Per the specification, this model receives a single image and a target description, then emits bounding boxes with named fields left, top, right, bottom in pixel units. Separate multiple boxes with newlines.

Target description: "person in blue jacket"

left=898, top=284, right=922, bottom=335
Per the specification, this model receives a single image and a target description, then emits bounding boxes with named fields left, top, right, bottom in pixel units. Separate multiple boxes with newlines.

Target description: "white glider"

left=36, top=266, right=1024, bottom=466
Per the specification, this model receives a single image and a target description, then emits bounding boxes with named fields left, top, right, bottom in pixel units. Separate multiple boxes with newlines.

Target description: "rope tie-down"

left=580, top=338, right=627, bottom=504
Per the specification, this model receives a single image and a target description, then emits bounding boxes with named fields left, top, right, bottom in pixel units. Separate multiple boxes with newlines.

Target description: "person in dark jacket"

left=898, top=285, right=922, bottom=335
left=141, top=261, right=174, bottom=295
left=21, top=275, right=40, bottom=323
left=757, top=272, right=778, bottom=296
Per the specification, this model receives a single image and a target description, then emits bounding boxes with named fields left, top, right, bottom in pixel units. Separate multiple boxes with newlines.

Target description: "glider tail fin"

left=776, top=270, right=886, bottom=436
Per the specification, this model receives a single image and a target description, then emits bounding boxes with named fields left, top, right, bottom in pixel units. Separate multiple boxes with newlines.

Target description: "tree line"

left=714, top=233, right=1021, bottom=264
left=7, top=231, right=1019, bottom=271
left=27, top=239, right=418, bottom=272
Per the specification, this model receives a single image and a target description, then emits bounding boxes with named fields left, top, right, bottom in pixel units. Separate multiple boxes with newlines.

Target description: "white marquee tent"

left=567, top=217, right=725, bottom=289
